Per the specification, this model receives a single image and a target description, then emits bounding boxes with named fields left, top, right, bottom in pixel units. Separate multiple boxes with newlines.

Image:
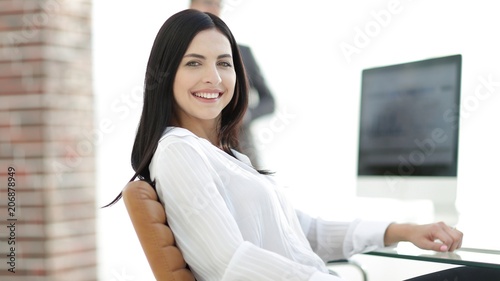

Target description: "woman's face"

left=173, top=28, right=236, bottom=128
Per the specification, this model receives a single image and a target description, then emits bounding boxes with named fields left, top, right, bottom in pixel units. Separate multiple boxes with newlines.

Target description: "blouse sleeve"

left=151, top=139, right=341, bottom=281
left=296, top=210, right=392, bottom=261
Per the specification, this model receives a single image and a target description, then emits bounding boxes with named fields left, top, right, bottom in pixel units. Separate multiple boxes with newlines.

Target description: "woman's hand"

left=384, top=222, right=463, bottom=252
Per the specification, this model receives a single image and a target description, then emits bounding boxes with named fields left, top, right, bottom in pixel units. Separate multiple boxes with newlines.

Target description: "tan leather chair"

left=122, top=180, right=195, bottom=281
left=123, top=180, right=368, bottom=281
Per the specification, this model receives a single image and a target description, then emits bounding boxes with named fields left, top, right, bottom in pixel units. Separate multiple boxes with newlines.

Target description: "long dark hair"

left=103, top=9, right=251, bottom=207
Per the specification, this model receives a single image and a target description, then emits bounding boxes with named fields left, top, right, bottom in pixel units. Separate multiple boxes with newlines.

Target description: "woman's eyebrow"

left=184, top=53, right=232, bottom=59
left=218, top=54, right=232, bottom=59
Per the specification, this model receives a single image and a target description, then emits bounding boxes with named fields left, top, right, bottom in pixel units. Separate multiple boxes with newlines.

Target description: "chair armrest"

left=326, top=259, right=368, bottom=281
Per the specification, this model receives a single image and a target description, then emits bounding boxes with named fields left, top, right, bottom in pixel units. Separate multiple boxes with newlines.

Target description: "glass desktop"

left=365, top=242, right=500, bottom=270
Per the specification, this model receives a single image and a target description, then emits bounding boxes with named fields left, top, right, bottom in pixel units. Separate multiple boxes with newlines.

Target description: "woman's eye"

left=186, top=61, right=201, bottom=67
left=218, top=61, right=232, bottom=67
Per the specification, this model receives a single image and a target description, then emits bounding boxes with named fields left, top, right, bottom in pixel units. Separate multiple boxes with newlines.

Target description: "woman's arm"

left=296, top=210, right=392, bottom=260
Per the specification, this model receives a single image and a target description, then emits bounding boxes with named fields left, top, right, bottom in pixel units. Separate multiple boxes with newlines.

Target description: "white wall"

left=93, top=1, right=500, bottom=280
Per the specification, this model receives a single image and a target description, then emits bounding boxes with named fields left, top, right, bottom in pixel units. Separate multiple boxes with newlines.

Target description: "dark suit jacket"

left=238, top=44, right=275, bottom=122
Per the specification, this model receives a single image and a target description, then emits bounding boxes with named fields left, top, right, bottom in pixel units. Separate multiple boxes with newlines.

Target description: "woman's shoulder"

left=156, top=127, right=211, bottom=155
left=161, top=126, right=194, bottom=137
left=159, top=127, right=199, bottom=144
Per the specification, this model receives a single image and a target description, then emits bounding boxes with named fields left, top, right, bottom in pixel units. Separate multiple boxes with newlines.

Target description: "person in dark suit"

left=190, top=0, right=276, bottom=169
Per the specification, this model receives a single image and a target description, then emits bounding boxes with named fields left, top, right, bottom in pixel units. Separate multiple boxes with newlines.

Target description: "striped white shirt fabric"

left=150, top=127, right=391, bottom=281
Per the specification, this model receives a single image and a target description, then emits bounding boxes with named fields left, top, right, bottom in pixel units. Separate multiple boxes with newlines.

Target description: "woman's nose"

left=203, top=65, right=222, bottom=85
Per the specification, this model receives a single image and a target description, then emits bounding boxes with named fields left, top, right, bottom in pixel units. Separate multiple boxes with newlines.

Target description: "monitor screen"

left=357, top=55, right=462, bottom=178
left=356, top=55, right=462, bottom=224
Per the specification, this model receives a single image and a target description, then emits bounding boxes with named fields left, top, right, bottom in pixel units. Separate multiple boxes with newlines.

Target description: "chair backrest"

left=122, top=180, right=195, bottom=281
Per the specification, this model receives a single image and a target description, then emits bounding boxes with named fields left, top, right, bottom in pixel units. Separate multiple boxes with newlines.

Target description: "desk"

left=365, top=242, right=500, bottom=269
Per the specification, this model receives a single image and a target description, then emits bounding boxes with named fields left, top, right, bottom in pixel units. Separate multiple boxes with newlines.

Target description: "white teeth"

left=194, top=92, right=219, bottom=99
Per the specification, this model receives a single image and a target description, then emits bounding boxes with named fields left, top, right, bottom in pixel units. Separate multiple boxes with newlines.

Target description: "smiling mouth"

left=192, top=92, right=221, bottom=99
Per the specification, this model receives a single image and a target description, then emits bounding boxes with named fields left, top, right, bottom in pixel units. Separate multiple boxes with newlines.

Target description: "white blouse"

left=150, top=127, right=390, bottom=281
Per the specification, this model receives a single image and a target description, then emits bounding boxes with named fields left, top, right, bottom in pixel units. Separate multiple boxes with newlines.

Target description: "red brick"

left=0, top=95, right=43, bottom=110
left=46, top=233, right=96, bottom=255
left=0, top=76, right=44, bottom=94
left=45, top=218, right=95, bottom=238
left=0, top=61, right=44, bottom=79
left=47, top=250, right=96, bottom=273
left=0, top=109, right=44, bottom=127
left=46, top=186, right=96, bottom=205
left=0, top=29, right=45, bottom=48
left=0, top=125, right=43, bottom=142
left=0, top=0, right=45, bottom=14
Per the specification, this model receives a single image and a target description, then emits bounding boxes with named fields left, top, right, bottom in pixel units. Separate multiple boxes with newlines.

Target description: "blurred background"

left=1, top=0, right=499, bottom=280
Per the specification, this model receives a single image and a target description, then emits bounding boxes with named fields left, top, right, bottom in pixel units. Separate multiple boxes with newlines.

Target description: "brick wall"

left=0, top=0, right=96, bottom=280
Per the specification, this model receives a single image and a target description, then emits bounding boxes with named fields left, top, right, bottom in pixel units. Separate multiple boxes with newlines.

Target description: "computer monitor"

left=356, top=54, right=462, bottom=225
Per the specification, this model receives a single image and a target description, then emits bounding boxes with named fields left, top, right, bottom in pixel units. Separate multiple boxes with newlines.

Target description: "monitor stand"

left=433, top=202, right=459, bottom=226
left=357, top=176, right=459, bottom=226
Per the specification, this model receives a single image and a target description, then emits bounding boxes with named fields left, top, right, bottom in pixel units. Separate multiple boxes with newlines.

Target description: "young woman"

left=105, top=9, right=463, bottom=281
